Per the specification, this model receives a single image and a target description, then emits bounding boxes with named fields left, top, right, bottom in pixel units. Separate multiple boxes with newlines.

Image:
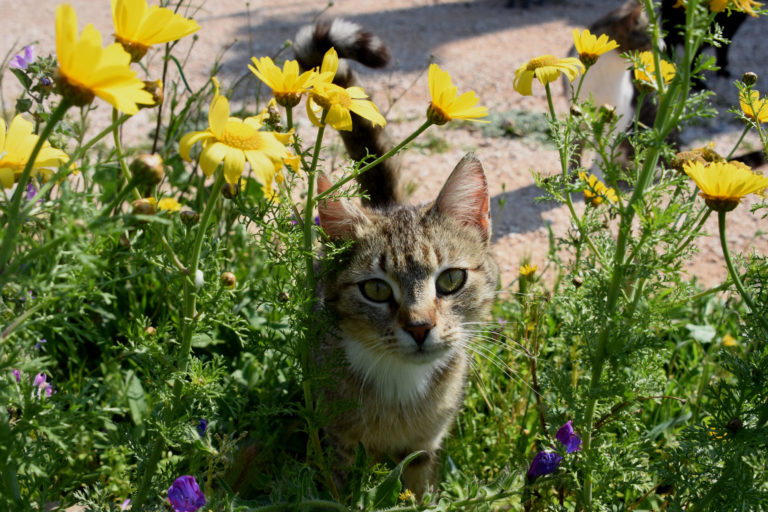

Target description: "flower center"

left=327, top=88, right=352, bottom=109
left=223, top=120, right=263, bottom=150
left=527, top=55, right=558, bottom=71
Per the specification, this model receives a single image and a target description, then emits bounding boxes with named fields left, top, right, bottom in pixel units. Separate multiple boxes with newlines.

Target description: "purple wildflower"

left=12, top=369, right=20, bottom=382
left=196, top=419, right=208, bottom=437
left=120, top=499, right=131, bottom=510
left=168, top=476, right=206, bottom=512
left=44, top=385, right=53, bottom=397
left=33, top=373, right=47, bottom=387
left=526, top=451, right=563, bottom=480
left=555, top=420, right=582, bottom=453
left=34, top=338, right=47, bottom=350
left=40, top=76, right=53, bottom=87
left=26, top=183, right=38, bottom=201
left=314, top=215, right=321, bottom=225
left=9, top=45, right=34, bottom=70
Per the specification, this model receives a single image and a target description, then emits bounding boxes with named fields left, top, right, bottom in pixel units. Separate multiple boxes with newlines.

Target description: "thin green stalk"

left=151, top=43, right=172, bottom=154
left=112, top=109, right=142, bottom=201
left=718, top=210, right=768, bottom=333
left=726, top=125, right=750, bottom=160
left=543, top=83, right=605, bottom=266
left=673, top=207, right=711, bottom=255
left=0, top=99, right=70, bottom=275
left=69, top=112, right=132, bottom=165
left=317, top=119, right=433, bottom=201
left=303, top=109, right=328, bottom=291
left=180, top=171, right=226, bottom=368
left=298, top=109, right=339, bottom=500
left=96, top=176, right=141, bottom=219
left=1, top=301, right=44, bottom=340
left=286, top=105, right=293, bottom=131
left=132, top=172, right=225, bottom=510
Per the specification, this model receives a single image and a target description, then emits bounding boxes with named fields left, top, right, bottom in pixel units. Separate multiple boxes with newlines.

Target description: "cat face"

left=318, top=154, right=498, bottom=402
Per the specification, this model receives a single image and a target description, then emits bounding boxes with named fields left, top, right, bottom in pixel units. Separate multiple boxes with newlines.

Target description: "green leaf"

left=10, top=68, right=31, bottom=90
left=362, top=450, right=424, bottom=510
left=125, top=370, right=147, bottom=427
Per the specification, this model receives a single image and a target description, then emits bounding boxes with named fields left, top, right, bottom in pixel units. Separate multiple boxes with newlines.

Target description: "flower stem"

left=316, top=119, right=433, bottom=201
left=181, top=171, right=226, bottom=368
left=298, top=109, right=339, bottom=499
left=0, top=99, right=70, bottom=276
left=726, top=125, right=750, bottom=160
left=286, top=105, right=293, bottom=131
left=95, top=176, right=141, bottom=219
left=112, top=109, right=142, bottom=201
left=543, top=83, right=604, bottom=265
left=132, top=171, right=225, bottom=509
left=718, top=210, right=768, bottom=332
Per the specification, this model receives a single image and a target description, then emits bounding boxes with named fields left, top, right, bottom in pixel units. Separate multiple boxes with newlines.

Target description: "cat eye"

left=436, top=268, right=467, bottom=295
left=360, top=279, right=393, bottom=303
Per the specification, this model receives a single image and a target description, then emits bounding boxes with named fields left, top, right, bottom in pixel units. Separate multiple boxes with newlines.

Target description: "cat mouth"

left=403, top=344, right=450, bottom=363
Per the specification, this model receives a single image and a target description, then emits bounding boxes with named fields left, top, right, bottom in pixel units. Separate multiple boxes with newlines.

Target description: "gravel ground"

left=3, top=0, right=768, bottom=289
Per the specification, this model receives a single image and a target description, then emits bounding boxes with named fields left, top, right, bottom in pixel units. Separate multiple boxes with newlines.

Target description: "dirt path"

left=3, top=0, right=767, bottom=289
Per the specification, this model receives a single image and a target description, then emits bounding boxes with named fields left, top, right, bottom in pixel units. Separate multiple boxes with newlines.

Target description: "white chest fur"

left=577, top=51, right=635, bottom=133
left=343, top=338, right=453, bottom=406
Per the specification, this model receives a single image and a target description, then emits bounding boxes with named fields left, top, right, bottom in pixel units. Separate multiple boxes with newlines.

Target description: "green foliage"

left=2, top=0, right=768, bottom=511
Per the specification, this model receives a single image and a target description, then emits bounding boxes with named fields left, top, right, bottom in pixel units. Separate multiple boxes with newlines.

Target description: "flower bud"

left=426, top=102, right=450, bottom=126
left=742, top=72, right=758, bottom=87
left=597, top=104, right=616, bottom=124
left=131, top=198, right=156, bottom=216
left=115, top=35, right=149, bottom=63
left=130, top=153, right=165, bottom=186
left=144, top=326, right=157, bottom=336
left=180, top=210, right=200, bottom=226
left=220, top=272, right=236, bottom=289
left=222, top=183, right=239, bottom=199
left=569, top=105, right=583, bottom=118
left=55, top=69, right=95, bottom=107
left=141, top=80, right=164, bottom=108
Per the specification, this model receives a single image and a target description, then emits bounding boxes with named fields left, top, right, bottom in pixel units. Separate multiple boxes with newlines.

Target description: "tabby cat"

left=294, top=19, right=499, bottom=497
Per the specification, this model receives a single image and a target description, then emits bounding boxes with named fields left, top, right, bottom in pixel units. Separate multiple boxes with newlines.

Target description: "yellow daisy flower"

left=55, top=4, right=154, bottom=114
left=684, top=160, right=768, bottom=211
left=579, top=171, right=618, bottom=206
left=710, top=0, right=761, bottom=16
left=307, top=82, right=385, bottom=131
left=519, top=264, right=538, bottom=277
left=179, top=78, right=293, bottom=186
left=304, top=48, right=385, bottom=130
left=513, top=55, right=584, bottom=96
left=633, top=51, right=676, bottom=92
left=248, top=56, right=317, bottom=108
left=740, top=90, right=768, bottom=123
left=157, top=197, right=182, bottom=211
left=0, top=115, right=69, bottom=189
left=572, top=29, right=620, bottom=67
left=111, top=0, right=200, bottom=62
left=426, top=63, right=488, bottom=125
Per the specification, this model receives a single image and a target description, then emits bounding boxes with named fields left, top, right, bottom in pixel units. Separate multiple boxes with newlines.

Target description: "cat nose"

left=403, top=322, right=434, bottom=346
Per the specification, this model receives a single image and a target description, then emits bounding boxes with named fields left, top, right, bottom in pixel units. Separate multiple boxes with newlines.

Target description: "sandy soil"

left=2, top=0, right=767, bottom=289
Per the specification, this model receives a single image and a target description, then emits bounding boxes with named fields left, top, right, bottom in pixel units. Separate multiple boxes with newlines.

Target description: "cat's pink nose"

left=403, top=322, right=434, bottom=346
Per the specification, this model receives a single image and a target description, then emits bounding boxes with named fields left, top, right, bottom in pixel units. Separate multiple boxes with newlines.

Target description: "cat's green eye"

left=360, top=279, right=393, bottom=303
left=436, top=268, right=467, bottom=295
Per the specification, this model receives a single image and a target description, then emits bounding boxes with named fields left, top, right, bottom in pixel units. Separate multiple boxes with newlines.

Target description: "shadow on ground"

left=490, top=183, right=559, bottom=241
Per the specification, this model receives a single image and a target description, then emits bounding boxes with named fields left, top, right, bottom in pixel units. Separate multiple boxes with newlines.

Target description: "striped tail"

left=294, top=19, right=404, bottom=208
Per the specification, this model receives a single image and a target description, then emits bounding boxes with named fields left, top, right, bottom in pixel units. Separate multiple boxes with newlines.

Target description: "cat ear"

left=430, top=153, right=491, bottom=241
left=317, top=173, right=370, bottom=239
